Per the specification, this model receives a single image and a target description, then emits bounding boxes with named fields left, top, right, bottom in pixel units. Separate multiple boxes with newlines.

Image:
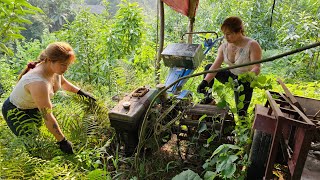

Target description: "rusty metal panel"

left=253, top=105, right=277, bottom=134
left=264, top=115, right=286, bottom=180
left=294, top=96, right=320, bottom=116
left=289, top=127, right=315, bottom=180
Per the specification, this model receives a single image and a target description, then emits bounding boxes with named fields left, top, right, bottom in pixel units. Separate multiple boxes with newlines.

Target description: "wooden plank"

left=185, top=104, right=227, bottom=116
left=266, top=91, right=285, bottom=119
left=277, top=78, right=304, bottom=112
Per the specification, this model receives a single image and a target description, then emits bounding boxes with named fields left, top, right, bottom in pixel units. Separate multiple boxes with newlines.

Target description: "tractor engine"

left=108, top=87, right=159, bottom=156
left=108, top=42, right=233, bottom=156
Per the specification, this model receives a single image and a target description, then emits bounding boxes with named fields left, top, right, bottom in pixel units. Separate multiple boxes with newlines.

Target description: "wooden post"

left=187, top=0, right=198, bottom=44
left=155, top=0, right=164, bottom=84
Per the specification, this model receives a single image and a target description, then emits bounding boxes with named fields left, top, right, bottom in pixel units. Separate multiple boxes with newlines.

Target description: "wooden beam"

left=155, top=0, right=164, bottom=84
left=187, top=0, right=198, bottom=43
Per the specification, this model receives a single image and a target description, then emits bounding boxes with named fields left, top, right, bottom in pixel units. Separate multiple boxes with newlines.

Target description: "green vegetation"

left=0, top=0, right=319, bottom=179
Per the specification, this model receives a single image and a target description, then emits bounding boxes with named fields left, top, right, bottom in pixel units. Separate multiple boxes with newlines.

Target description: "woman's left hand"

left=77, top=89, right=96, bottom=101
left=57, top=137, right=74, bottom=154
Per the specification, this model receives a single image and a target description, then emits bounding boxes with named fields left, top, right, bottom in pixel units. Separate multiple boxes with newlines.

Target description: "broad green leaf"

left=228, top=77, right=233, bottom=84
left=204, top=171, right=217, bottom=180
left=238, top=85, right=244, bottom=92
left=216, top=155, right=238, bottom=173
left=86, top=169, right=109, bottom=180
left=216, top=155, right=228, bottom=172
left=212, top=144, right=227, bottom=157
left=239, top=94, right=245, bottom=101
left=1, top=0, right=12, bottom=4
left=203, top=156, right=218, bottom=169
left=198, top=123, right=207, bottom=134
left=237, top=102, right=244, bottom=109
left=172, top=169, right=202, bottom=180
left=230, top=107, right=237, bottom=114
left=217, top=99, right=227, bottom=108
left=212, top=144, right=242, bottom=157
left=0, top=43, right=13, bottom=56
left=222, top=163, right=236, bottom=178
left=7, top=33, right=24, bottom=39
left=257, top=75, right=267, bottom=84
left=227, top=155, right=238, bottom=163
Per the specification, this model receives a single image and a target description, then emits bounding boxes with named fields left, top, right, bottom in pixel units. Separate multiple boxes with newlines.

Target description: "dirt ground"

left=301, top=151, right=320, bottom=180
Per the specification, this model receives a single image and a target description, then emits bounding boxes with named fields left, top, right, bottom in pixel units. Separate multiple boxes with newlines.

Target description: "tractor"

left=107, top=34, right=320, bottom=180
left=108, top=33, right=232, bottom=156
left=108, top=1, right=320, bottom=179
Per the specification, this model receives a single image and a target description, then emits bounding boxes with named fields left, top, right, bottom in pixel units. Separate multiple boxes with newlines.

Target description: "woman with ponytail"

left=2, top=42, right=96, bottom=154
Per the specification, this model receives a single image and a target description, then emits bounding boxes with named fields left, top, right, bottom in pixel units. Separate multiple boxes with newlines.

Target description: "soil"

left=301, top=151, right=320, bottom=180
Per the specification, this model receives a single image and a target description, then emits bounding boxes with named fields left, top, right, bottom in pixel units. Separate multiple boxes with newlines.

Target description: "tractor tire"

left=247, top=130, right=272, bottom=180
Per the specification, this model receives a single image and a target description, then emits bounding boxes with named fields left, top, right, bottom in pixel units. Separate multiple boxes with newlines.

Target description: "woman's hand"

left=60, top=75, right=96, bottom=101
left=77, top=89, right=96, bottom=101
left=57, top=137, right=74, bottom=154
left=197, top=80, right=209, bottom=94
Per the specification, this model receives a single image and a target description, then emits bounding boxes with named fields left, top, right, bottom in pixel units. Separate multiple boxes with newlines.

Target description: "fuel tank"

left=108, top=87, right=158, bottom=131
left=161, top=43, right=204, bottom=69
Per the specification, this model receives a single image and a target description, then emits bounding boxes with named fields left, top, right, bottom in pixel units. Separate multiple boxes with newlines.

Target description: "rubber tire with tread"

left=247, top=130, right=272, bottom=180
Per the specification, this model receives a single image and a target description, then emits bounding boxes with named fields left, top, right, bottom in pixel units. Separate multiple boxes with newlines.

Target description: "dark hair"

left=18, top=42, right=75, bottom=80
left=221, top=16, right=244, bottom=35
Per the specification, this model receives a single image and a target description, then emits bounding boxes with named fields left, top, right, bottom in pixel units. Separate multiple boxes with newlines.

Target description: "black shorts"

left=2, top=98, right=42, bottom=136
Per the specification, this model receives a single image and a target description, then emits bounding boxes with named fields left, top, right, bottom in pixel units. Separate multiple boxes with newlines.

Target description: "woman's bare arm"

left=204, top=45, right=224, bottom=82
left=26, top=81, right=65, bottom=141
left=250, top=40, right=262, bottom=75
left=60, top=75, right=80, bottom=93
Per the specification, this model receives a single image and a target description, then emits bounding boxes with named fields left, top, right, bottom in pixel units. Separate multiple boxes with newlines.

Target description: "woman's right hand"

left=197, top=80, right=209, bottom=94
left=57, top=137, right=74, bottom=154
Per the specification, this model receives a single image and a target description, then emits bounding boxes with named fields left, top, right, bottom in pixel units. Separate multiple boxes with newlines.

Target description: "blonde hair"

left=18, top=42, right=75, bottom=80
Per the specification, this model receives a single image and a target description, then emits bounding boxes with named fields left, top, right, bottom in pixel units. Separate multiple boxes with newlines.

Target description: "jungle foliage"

left=0, top=0, right=319, bottom=179
left=0, top=0, right=43, bottom=55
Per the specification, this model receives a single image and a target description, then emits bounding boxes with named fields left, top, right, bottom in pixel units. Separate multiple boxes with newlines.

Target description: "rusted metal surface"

left=108, top=87, right=158, bottom=131
left=253, top=105, right=276, bottom=134
left=253, top=81, right=318, bottom=180
left=295, top=96, right=320, bottom=117
left=132, top=87, right=149, bottom=97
